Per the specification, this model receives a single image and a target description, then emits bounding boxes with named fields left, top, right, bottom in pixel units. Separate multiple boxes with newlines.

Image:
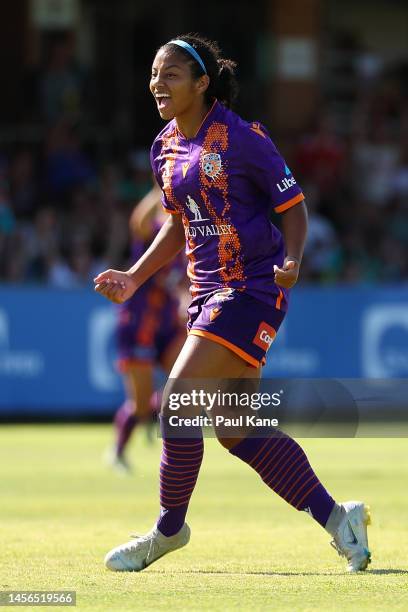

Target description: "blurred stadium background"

left=1, top=0, right=407, bottom=419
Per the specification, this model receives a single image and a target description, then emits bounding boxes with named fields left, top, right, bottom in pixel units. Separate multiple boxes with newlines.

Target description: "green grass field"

left=1, top=425, right=407, bottom=611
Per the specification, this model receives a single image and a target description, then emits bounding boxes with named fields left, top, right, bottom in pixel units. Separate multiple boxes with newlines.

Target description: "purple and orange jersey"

left=150, top=100, right=305, bottom=310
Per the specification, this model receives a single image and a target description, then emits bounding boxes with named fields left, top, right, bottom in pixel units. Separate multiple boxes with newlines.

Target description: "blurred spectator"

left=302, top=184, right=341, bottom=281
left=24, top=207, right=61, bottom=281
left=9, top=151, right=38, bottom=220
left=355, top=48, right=384, bottom=87
left=0, top=159, right=17, bottom=280
left=352, top=124, right=399, bottom=207
left=295, top=115, right=347, bottom=199
left=379, top=237, right=407, bottom=282
left=127, top=150, right=153, bottom=200
left=391, top=140, right=408, bottom=199
left=44, top=120, right=95, bottom=198
left=387, top=196, right=408, bottom=246
left=39, top=31, right=87, bottom=124
left=47, top=250, right=78, bottom=288
left=47, top=238, right=99, bottom=289
left=0, top=183, right=15, bottom=236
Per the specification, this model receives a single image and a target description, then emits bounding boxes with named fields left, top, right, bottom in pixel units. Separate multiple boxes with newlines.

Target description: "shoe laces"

left=120, top=532, right=148, bottom=553
left=331, top=533, right=357, bottom=562
left=146, top=538, right=161, bottom=564
left=330, top=539, right=345, bottom=557
left=129, top=530, right=159, bottom=561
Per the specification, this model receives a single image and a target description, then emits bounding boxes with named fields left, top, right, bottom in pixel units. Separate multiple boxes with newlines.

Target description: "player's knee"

left=126, top=399, right=137, bottom=415
left=216, top=435, right=237, bottom=450
left=160, top=378, right=199, bottom=419
left=134, top=404, right=152, bottom=420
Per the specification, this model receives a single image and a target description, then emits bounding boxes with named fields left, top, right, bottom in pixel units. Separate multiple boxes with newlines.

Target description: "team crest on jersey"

left=201, top=152, right=223, bottom=180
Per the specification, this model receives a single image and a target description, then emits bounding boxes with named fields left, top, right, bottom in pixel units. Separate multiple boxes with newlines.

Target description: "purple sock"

left=114, top=400, right=138, bottom=457
left=150, top=389, right=163, bottom=417
left=157, top=418, right=203, bottom=536
left=229, top=429, right=335, bottom=527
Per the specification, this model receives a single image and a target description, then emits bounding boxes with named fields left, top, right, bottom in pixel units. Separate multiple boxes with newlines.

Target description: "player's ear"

left=195, top=74, right=210, bottom=96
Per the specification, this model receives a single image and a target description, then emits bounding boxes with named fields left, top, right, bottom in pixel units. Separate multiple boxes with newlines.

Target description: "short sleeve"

left=150, top=141, right=180, bottom=214
left=240, top=122, right=305, bottom=213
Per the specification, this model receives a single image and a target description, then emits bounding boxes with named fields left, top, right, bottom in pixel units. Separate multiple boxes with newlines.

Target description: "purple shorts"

left=187, top=288, right=286, bottom=367
left=117, top=284, right=180, bottom=371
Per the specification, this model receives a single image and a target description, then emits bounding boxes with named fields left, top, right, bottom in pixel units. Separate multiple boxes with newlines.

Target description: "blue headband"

left=170, top=39, right=207, bottom=74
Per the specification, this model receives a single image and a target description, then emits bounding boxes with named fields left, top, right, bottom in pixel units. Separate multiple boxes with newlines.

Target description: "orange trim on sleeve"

left=188, top=329, right=261, bottom=368
left=275, top=192, right=304, bottom=213
left=162, top=206, right=180, bottom=215
left=250, top=122, right=266, bottom=138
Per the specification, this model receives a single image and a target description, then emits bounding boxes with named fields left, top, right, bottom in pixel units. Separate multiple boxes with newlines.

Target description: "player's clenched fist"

left=94, top=269, right=138, bottom=303
left=273, top=259, right=299, bottom=289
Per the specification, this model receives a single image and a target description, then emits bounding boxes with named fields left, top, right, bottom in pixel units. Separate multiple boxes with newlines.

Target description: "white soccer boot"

left=331, top=501, right=371, bottom=572
left=104, top=447, right=132, bottom=475
left=104, top=523, right=190, bottom=571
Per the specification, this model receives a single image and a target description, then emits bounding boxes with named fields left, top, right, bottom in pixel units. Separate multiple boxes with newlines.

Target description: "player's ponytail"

left=215, top=58, right=238, bottom=108
left=163, top=34, right=239, bottom=108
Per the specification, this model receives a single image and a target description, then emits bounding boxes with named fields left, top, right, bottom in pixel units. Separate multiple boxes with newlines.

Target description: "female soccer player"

left=95, top=35, right=371, bottom=573
left=107, top=184, right=186, bottom=472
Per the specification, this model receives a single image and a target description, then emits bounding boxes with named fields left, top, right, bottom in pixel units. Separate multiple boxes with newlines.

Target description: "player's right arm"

left=94, top=212, right=185, bottom=303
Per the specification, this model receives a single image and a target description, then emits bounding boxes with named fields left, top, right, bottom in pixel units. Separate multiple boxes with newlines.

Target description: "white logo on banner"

left=88, top=308, right=120, bottom=391
left=362, top=305, right=408, bottom=377
left=0, top=310, right=44, bottom=377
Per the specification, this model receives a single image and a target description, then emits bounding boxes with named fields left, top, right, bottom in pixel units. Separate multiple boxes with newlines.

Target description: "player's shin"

left=157, top=416, right=204, bottom=536
left=114, top=400, right=138, bottom=456
left=229, top=429, right=336, bottom=527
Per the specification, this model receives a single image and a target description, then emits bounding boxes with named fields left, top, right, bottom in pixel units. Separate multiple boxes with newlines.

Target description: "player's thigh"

left=212, top=365, right=261, bottom=448
left=162, top=335, right=260, bottom=418
left=123, top=364, right=154, bottom=419
left=169, top=334, right=253, bottom=379
left=159, top=329, right=187, bottom=374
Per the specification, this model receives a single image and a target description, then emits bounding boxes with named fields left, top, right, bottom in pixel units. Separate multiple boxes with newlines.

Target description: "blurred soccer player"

left=95, top=35, right=371, bottom=572
left=108, top=184, right=186, bottom=472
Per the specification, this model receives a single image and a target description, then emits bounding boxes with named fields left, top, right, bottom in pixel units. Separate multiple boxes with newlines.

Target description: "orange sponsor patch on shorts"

left=252, top=322, right=276, bottom=352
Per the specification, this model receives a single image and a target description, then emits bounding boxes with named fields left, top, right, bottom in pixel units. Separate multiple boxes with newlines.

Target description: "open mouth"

left=155, top=94, right=171, bottom=109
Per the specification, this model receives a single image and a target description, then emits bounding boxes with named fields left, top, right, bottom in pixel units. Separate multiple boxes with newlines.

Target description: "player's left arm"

left=274, top=200, right=308, bottom=289
left=238, top=125, right=307, bottom=288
